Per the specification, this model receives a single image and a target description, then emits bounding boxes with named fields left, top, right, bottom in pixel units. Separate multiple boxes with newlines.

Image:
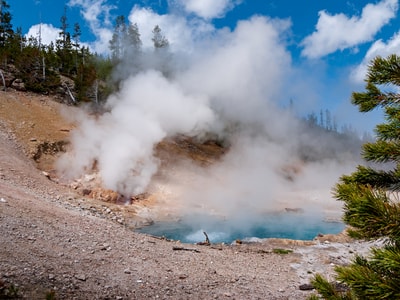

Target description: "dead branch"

left=172, top=246, right=200, bottom=253
left=64, top=84, right=76, bottom=104
left=196, top=231, right=211, bottom=246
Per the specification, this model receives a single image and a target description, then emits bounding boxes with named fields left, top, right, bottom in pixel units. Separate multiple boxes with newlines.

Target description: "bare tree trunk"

left=42, top=56, right=46, bottom=80
left=0, top=69, right=6, bottom=91
left=94, top=80, right=98, bottom=104
left=64, top=84, right=76, bottom=104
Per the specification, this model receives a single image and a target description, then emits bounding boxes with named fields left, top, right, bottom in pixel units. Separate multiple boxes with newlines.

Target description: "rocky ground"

left=0, top=90, right=379, bottom=299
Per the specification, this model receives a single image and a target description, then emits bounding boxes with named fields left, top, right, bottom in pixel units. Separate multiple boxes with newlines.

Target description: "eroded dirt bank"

left=0, top=90, right=376, bottom=299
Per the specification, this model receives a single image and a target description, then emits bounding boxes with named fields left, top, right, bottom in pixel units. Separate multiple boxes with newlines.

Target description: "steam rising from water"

left=57, top=16, right=361, bottom=227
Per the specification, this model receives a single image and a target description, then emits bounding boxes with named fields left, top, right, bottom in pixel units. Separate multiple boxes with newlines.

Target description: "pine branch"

left=341, top=166, right=400, bottom=191
left=371, top=246, right=400, bottom=277
left=362, top=141, right=400, bottom=163
left=351, top=82, right=382, bottom=112
left=335, top=248, right=400, bottom=299
left=335, top=182, right=400, bottom=240
left=375, top=122, right=400, bottom=141
left=309, top=274, right=353, bottom=300
left=367, top=54, right=400, bottom=87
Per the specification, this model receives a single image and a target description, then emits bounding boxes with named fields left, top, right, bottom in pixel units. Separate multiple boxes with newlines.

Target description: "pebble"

left=75, top=274, right=86, bottom=281
left=0, top=197, right=7, bottom=203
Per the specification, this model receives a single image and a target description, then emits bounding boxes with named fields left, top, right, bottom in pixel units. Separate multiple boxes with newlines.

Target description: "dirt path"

left=0, top=90, right=375, bottom=299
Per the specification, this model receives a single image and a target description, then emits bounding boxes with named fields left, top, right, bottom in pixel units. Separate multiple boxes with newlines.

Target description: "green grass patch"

left=272, top=248, right=293, bottom=255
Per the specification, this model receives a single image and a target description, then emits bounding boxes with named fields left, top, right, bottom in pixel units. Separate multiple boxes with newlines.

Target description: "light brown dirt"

left=0, top=90, right=376, bottom=299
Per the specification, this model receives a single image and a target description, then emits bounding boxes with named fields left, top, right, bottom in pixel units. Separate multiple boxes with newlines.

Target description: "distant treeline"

left=0, top=1, right=170, bottom=103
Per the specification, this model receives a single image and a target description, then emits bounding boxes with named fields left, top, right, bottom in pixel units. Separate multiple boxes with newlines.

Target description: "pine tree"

left=310, top=54, right=400, bottom=299
left=152, top=25, right=169, bottom=50
left=127, top=23, right=141, bottom=52
left=56, top=6, right=74, bottom=75
left=72, top=22, right=81, bottom=70
left=109, top=15, right=126, bottom=60
left=0, top=0, right=13, bottom=65
left=0, top=0, right=13, bottom=47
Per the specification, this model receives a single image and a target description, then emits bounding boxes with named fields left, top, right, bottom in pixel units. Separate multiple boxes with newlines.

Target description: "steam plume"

left=57, top=15, right=361, bottom=226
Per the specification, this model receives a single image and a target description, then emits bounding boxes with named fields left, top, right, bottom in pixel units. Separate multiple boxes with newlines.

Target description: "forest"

left=0, top=1, right=169, bottom=104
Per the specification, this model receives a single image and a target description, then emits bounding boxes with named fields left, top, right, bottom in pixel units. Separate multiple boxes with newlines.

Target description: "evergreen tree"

left=152, top=25, right=169, bottom=50
left=109, top=15, right=126, bottom=60
left=0, top=0, right=13, bottom=65
left=310, top=54, right=400, bottom=299
left=72, top=22, right=81, bottom=70
left=306, top=112, right=318, bottom=127
left=127, top=22, right=142, bottom=53
left=72, top=22, right=81, bottom=51
left=74, top=59, right=97, bottom=102
left=59, top=6, right=68, bottom=45
left=0, top=0, right=12, bottom=47
left=56, top=6, right=74, bottom=75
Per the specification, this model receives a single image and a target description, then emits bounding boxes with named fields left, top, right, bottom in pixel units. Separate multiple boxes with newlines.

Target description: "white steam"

left=58, top=15, right=361, bottom=227
left=57, top=70, right=215, bottom=195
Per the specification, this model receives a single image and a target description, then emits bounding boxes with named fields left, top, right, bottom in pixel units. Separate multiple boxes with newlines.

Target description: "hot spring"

left=137, top=210, right=345, bottom=244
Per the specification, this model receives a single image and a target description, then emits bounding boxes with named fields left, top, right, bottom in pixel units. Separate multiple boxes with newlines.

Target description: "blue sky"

left=8, top=0, right=400, bottom=133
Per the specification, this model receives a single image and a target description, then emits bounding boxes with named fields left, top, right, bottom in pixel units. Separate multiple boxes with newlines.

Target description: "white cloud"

left=25, top=23, right=60, bottom=45
left=67, top=1, right=218, bottom=54
left=129, top=6, right=215, bottom=52
left=68, top=0, right=115, bottom=54
left=351, top=32, right=400, bottom=83
left=173, top=0, right=240, bottom=19
left=301, top=0, right=398, bottom=59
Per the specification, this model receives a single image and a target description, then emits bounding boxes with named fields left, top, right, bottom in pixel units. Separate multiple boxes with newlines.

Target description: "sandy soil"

left=0, top=90, right=377, bottom=299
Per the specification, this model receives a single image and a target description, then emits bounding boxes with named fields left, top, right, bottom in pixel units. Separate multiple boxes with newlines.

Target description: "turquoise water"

left=137, top=212, right=345, bottom=243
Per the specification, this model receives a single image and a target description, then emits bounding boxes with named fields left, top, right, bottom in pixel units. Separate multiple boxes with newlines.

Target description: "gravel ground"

left=0, top=90, right=377, bottom=299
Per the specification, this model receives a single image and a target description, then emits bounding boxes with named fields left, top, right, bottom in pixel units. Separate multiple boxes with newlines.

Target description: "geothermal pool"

left=137, top=212, right=345, bottom=243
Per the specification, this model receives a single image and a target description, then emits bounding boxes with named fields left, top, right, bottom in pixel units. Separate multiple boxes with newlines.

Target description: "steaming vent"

left=56, top=15, right=363, bottom=242
left=62, top=132, right=349, bottom=243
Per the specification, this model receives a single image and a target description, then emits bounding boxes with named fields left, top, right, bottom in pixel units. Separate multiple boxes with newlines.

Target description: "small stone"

left=0, top=198, right=7, bottom=203
left=75, top=274, right=86, bottom=281
left=299, top=283, right=314, bottom=291
left=49, top=274, right=55, bottom=280
left=42, top=171, right=51, bottom=179
left=124, top=269, right=131, bottom=274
